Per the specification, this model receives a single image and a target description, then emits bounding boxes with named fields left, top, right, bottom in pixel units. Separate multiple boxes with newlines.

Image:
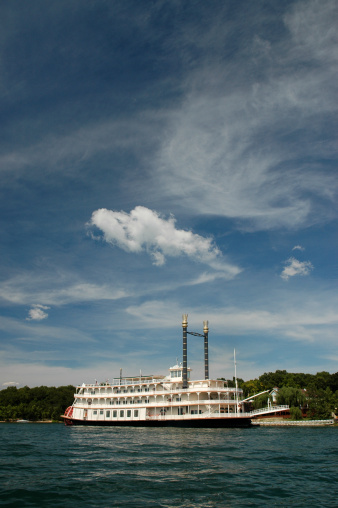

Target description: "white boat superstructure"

left=62, top=315, right=289, bottom=427
left=64, top=366, right=249, bottom=426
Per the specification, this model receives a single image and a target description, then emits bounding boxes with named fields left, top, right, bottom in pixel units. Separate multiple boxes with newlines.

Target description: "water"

left=0, top=424, right=337, bottom=507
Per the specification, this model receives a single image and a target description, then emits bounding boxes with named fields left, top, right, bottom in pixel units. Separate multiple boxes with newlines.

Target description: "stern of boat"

left=61, top=406, right=74, bottom=425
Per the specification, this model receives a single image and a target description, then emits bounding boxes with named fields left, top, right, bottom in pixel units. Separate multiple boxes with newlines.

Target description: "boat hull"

left=63, top=417, right=252, bottom=428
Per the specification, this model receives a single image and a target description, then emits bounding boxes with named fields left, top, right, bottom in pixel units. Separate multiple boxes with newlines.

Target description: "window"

left=127, top=410, right=131, bottom=417
left=113, top=410, right=117, bottom=417
left=176, top=397, right=181, bottom=402
left=93, top=410, right=97, bottom=415
left=100, top=410, right=104, bottom=415
left=134, top=410, right=139, bottom=417
left=106, top=411, right=110, bottom=417
left=120, top=410, right=124, bottom=417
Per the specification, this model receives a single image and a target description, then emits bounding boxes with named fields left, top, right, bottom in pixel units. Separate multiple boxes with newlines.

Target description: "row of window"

left=170, top=371, right=190, bottom=379
left=89, top=388, right=151, bottom=395
left=109, top=399, right=149, bottom=405
left=83, top=397, right=233, bottom=406
left=92, top=409, right=139, bottom=418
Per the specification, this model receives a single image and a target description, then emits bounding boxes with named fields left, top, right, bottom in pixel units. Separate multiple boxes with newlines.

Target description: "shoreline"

left=252, top=418, right=335, bottom=426
left=0, top=420, right=59, bottom=424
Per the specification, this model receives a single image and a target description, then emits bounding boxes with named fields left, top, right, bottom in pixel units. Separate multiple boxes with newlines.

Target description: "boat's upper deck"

left=75, top=364, right=243, bottom=396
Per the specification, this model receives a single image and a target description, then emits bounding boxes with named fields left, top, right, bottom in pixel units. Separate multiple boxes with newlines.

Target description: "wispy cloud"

left=281, top=257, right=314, bottom=281
left=0, top=315, right=96, bottom=345
left=2, top=381, right=19, bottom=387
left=89, top=206, right=241, bottom=276
left=150, top=0, right=338, bottom=231
left=292, top=245, right=305, bottom=251
left=0, top=275, right=128, bottom=306
left=126, top=298, right=338, bottom=344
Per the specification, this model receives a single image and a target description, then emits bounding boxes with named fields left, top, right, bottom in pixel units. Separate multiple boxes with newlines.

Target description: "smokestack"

left=203, top=320, right=209, bottom=380
left=182, top=314, right=188, bottom=389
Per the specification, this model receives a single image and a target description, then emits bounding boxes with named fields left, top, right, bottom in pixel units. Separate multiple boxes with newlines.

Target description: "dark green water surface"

left=0, top=424, right=337, bottom=507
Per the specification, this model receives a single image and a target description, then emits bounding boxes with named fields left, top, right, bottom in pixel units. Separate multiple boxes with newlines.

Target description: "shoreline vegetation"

left=0, top=385, right=75, bottom=423
left=0, top=369, right=337, bottom=423
left=224, top=369, right=338, bottom=422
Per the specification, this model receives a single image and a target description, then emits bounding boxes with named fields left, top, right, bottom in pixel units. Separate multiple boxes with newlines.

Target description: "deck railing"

left=77, top=381, right=241, bottom=391
left=250, top=405, right=289, bottom=415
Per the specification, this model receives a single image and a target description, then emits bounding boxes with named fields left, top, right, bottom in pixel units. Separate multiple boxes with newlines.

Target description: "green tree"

left=0, top=385, right=75, bottom=421
left=307, top=387, right=335, bottom=419
left=290, top=407, right=303, bottom=420
left=252, top=392, right=271, bottom=410
left=276, top=386, right=305, bottom=408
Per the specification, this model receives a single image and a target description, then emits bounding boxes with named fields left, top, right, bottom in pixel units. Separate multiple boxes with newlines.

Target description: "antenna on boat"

left=182, top=314, right=188, bottom=389
left=234, top=349, right=239, bottom=412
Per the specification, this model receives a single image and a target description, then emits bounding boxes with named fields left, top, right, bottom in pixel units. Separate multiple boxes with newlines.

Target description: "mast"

left=182, top=314, right=188, bottom=389
left=203, top=320, right=209, bottom=380
left=182, top=314, right=209, bottom=388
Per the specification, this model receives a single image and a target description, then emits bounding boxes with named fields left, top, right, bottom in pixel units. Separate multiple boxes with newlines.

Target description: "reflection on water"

left=0, top=424, right=337, bottom=507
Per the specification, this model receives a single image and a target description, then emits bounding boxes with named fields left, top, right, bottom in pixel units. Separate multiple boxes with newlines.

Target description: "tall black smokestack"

left=203, top=320, right=209, bottom=380
left=182, top=314, right=188, bottom=389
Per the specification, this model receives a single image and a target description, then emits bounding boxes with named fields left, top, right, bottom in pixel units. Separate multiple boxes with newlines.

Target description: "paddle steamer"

left=62, top=315, right=288, bottom=427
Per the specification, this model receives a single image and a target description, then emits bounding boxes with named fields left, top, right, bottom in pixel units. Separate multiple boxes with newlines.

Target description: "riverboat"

left=62, top=315, right=288, bottom=427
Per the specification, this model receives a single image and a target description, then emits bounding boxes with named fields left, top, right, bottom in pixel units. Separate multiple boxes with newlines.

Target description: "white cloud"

left=26, top=304, right=50, bottom=321
left=2, top=381, right=19, bottom=387
left=89, top=206, right=241, bottom=276
left=281, top=257, right=314, bottom=281
left=292, top=245, right=305, bottom=251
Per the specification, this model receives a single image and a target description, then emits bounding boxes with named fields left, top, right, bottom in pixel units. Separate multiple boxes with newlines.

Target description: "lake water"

left=0, top=424, right=337, bottom=507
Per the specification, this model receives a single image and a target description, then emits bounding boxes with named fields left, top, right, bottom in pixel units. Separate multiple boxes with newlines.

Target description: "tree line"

left=223, top=370, right=338, bottom=420
left=0, top=385, right=75, bottom=422
left=1, top=370, right=337, bottom=421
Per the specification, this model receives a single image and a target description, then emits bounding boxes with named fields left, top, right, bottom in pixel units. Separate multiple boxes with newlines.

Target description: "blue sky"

left=1, top=0, right=337, bottom=388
